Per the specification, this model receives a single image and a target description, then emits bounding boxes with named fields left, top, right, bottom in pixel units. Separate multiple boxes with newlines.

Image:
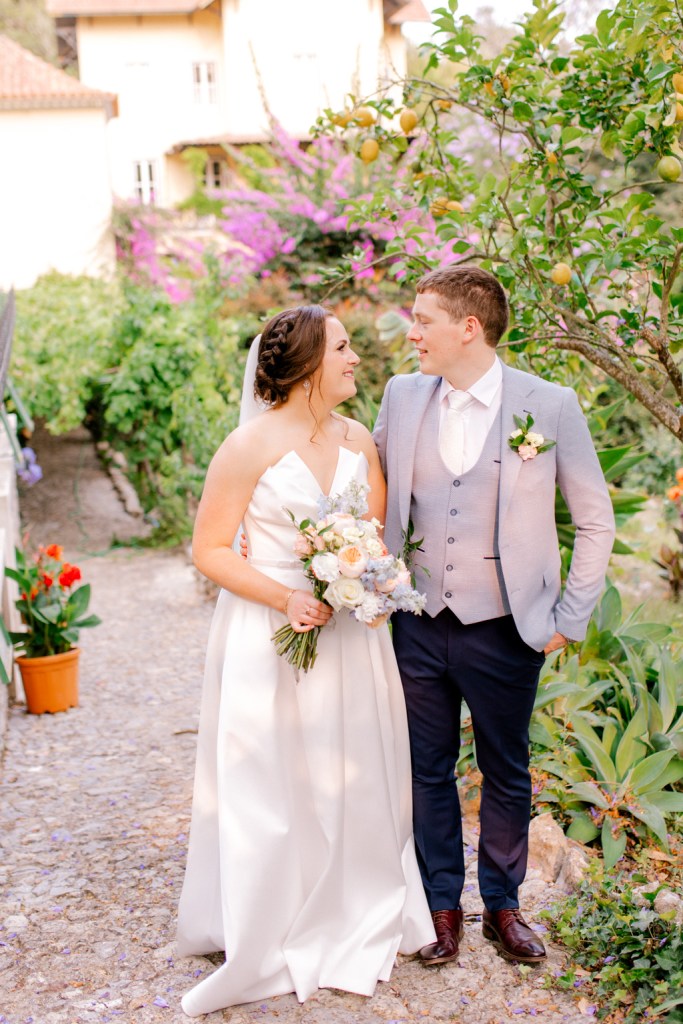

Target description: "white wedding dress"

left=177, top=445, right=434, bottom=1016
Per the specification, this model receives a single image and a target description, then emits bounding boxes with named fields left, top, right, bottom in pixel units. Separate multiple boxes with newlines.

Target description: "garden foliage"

left=547, top=866, right=683, bottom=1023
left=317, top=0, right=683, bottom=442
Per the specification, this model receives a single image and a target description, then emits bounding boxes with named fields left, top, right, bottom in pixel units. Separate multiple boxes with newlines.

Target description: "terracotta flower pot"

left=16, top=648, right=80, bottom=715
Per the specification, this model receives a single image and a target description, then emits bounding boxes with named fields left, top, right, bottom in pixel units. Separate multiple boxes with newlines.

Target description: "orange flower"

left=58, top=564, right=82, bottom=588
left=45, top=544, right=63, bottom=560
left=676, top=468, right=683, bottom=484
left=667, top=485, right=683, bottom=502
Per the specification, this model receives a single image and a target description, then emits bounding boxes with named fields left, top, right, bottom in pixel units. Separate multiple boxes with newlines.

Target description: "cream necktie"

left=440, top=390, right=472, bottom=475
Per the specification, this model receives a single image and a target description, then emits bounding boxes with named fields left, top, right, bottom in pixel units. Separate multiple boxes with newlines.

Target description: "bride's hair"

left=255, top=305, right=332, bottom=406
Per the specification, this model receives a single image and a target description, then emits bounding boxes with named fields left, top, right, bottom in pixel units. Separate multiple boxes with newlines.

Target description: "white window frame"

left=133, top=160, right=156, bottom=205
left=203, top=158, right=226, bottom=190
left=192, top=61, right=217, bottom=104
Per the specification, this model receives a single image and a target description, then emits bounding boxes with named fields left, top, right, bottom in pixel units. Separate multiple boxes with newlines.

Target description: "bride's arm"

left=192, top=430, right=330, bottom=631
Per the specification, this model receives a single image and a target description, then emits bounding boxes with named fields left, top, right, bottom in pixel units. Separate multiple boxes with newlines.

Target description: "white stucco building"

left=44, top=0, right=430, bottom=206
left=0, top=34, right=117, bottom=289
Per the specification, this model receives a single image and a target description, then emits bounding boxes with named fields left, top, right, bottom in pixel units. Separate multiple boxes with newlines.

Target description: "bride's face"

left=315, top=317, right=360, bottom=405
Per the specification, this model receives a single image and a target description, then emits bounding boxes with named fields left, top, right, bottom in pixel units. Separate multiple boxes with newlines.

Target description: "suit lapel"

left=498, top=365, right=538, bottom=524
left=396, top=375, right=441, bottom=531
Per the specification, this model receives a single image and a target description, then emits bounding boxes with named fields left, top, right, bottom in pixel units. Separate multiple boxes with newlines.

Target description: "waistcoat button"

left=450, top=509, right=458, bottom=516
left=446, top=564, right=453, bottom=571
left=448, top=537, right=454, bottom=544
left=445, top=591, right=452, bottom=598
left=453, top=480, right=461, bottom=487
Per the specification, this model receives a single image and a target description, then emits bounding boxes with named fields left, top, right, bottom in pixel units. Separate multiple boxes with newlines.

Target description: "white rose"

left=509, top=428, right=523, bottom=440
left=324, top=576, right=366, bottom=610
left=525, top=431, right=544, bottom=447
left=310, top=552, right=340, bottom=582
left=341, top=527, right=365, bottom=544
left=327, top=514, right=355, bottom=535
left=365, top=538, right=385, bottom=558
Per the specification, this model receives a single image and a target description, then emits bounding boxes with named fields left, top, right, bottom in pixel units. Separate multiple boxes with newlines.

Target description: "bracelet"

left=283, top=588, right=296, bottom=616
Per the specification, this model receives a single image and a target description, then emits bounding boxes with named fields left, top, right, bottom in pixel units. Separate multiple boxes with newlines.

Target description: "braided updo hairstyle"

left=254, top=305, right=331, bottom=406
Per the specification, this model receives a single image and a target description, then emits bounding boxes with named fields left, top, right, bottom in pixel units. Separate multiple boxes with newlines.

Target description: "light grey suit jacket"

left=373, top=364, right=616, bottom=651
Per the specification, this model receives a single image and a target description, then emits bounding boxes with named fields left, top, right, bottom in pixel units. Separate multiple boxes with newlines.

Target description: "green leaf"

left=628, top=797, right=669, bottom=847
left=569, top=781, right=610, bottom=809
left=66, top=584, right=91, bottom=620
left=601, top=819, right=627, bottom=870
left=600, top=130, right=619, bottom=160
left=512, top=101, right=534, bottom=122
left=71, top=615, right=101, bottom=630
left=644, top=790, right=683, bottom=813
left=570, top=716, right=618, bottom=783
left=614, top=702, right=648, bottom=779
left=629, top=750, right=678, bottom=794
left=566, top=814, right=600, bottom=844
left=657, top=650, right=678, bottom=733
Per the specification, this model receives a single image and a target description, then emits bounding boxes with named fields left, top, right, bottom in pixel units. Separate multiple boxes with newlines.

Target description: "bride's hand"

left=286, top=590, right=333, bottom=633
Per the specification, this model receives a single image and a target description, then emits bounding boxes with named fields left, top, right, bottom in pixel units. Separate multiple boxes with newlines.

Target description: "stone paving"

left=0, top=428, right=589, bottom=1024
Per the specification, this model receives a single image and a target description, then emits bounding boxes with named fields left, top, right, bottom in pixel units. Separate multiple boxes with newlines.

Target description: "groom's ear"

left=462, top=315, right=482, bottom=340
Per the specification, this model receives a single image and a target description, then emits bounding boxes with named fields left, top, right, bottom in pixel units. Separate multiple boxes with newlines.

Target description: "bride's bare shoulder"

left=210, top=414, right=283, bottom=474
left=336, top=416, right=379, bottom=462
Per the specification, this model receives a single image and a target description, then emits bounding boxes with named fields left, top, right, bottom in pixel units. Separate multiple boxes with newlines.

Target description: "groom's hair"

left=416, top=265, right=509, bottom=346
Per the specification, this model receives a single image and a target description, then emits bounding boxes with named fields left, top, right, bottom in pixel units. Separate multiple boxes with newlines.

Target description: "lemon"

left=359, top=138, right=380, bottom=163
left=657, top=155, right=682, bottom=182
left=550, top=262, right=572, bottom=285
left=353, top=106, right=376, bottom=128
left=399, top=108, right=418, bottom=134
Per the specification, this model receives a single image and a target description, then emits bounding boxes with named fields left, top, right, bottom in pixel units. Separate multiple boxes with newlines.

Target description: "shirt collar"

left=440, top=356, right=503, bottom=408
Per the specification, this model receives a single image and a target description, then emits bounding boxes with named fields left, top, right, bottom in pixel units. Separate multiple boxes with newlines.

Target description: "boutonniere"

left=508, top=413, right=556, bottom=461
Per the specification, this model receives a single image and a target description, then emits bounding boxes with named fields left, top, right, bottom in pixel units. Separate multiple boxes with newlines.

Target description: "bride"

left=176, top=304, right=434, bottom=1016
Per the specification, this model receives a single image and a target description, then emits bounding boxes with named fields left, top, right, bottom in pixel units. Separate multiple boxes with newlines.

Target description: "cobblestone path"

left=0, top=429, right=587, bottom=1024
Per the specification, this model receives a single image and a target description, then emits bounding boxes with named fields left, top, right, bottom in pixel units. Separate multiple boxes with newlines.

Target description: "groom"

left=373, top=265, right=614, bottom=965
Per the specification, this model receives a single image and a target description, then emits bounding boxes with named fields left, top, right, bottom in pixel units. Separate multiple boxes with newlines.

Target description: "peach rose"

left=518, top=444, right=538, bottom=461
left=337, top=544, right=368, bottom=578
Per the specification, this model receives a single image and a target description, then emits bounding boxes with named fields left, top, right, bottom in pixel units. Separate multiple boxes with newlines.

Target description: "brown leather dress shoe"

left=482, top=908, right=546, bottom=963
left=419, top=908, right=464, bottom=966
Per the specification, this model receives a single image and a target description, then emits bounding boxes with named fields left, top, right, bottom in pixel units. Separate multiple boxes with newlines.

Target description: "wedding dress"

left=176, top=444, right=435, bottom=1016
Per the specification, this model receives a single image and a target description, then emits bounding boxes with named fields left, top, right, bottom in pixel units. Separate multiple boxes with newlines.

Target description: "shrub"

left=545, top=865, right=683, bottom=1023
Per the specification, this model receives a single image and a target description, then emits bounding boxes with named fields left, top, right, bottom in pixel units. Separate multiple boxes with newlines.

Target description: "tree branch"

left=553, top=335, right=683, bottom=439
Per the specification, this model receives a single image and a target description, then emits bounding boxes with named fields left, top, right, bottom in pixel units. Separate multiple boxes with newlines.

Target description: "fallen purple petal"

left=152, top=996, right=169, bottom=1008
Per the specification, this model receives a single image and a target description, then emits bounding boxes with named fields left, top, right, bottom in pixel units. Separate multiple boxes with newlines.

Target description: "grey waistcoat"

left=410, top=393, right=511, bottom=622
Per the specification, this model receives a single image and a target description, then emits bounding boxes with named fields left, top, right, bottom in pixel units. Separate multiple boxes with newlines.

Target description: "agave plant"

left=531, top=587, right=683, bottom=867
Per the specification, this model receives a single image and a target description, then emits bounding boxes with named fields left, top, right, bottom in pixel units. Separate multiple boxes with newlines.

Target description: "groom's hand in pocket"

left=543, top=632, right=569, bottom=656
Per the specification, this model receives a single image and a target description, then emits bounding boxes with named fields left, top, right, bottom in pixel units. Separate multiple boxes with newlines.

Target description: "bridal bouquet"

left=272, top=480, right=427, bottom=672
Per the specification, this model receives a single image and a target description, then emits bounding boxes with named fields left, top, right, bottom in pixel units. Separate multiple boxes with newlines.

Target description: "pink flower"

left=293, top=534, right=314, bottom=557
left=518, top=444, right=538, bottom=461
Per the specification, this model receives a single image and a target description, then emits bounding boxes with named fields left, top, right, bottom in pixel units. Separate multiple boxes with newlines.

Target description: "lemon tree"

left=319, top=0, right=683, bottom=444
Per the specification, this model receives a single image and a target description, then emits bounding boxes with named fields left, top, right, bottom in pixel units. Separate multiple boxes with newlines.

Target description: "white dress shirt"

left=438, top=357, right=503, bottom=474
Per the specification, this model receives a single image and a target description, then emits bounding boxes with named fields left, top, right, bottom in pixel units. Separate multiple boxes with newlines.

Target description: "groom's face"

left=407, top=291, right=466, bottom=377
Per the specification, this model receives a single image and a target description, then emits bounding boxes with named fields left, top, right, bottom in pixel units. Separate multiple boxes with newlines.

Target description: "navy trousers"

left=392, top=608, right=545, bottom=913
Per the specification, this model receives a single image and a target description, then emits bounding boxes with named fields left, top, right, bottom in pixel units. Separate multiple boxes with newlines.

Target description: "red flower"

left=58, top=564, right=82, bottom=588
left=40, top=572, right=54, bottom=589
left=45, top=544, right=63, bottom=560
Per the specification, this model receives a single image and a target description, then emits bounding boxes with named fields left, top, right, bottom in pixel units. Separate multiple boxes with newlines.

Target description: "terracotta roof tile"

left=0, top=35, right=117, bottom=112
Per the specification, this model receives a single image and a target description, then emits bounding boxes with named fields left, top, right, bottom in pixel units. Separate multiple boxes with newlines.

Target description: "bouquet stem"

left=272, top=623, right=322, bottom=673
